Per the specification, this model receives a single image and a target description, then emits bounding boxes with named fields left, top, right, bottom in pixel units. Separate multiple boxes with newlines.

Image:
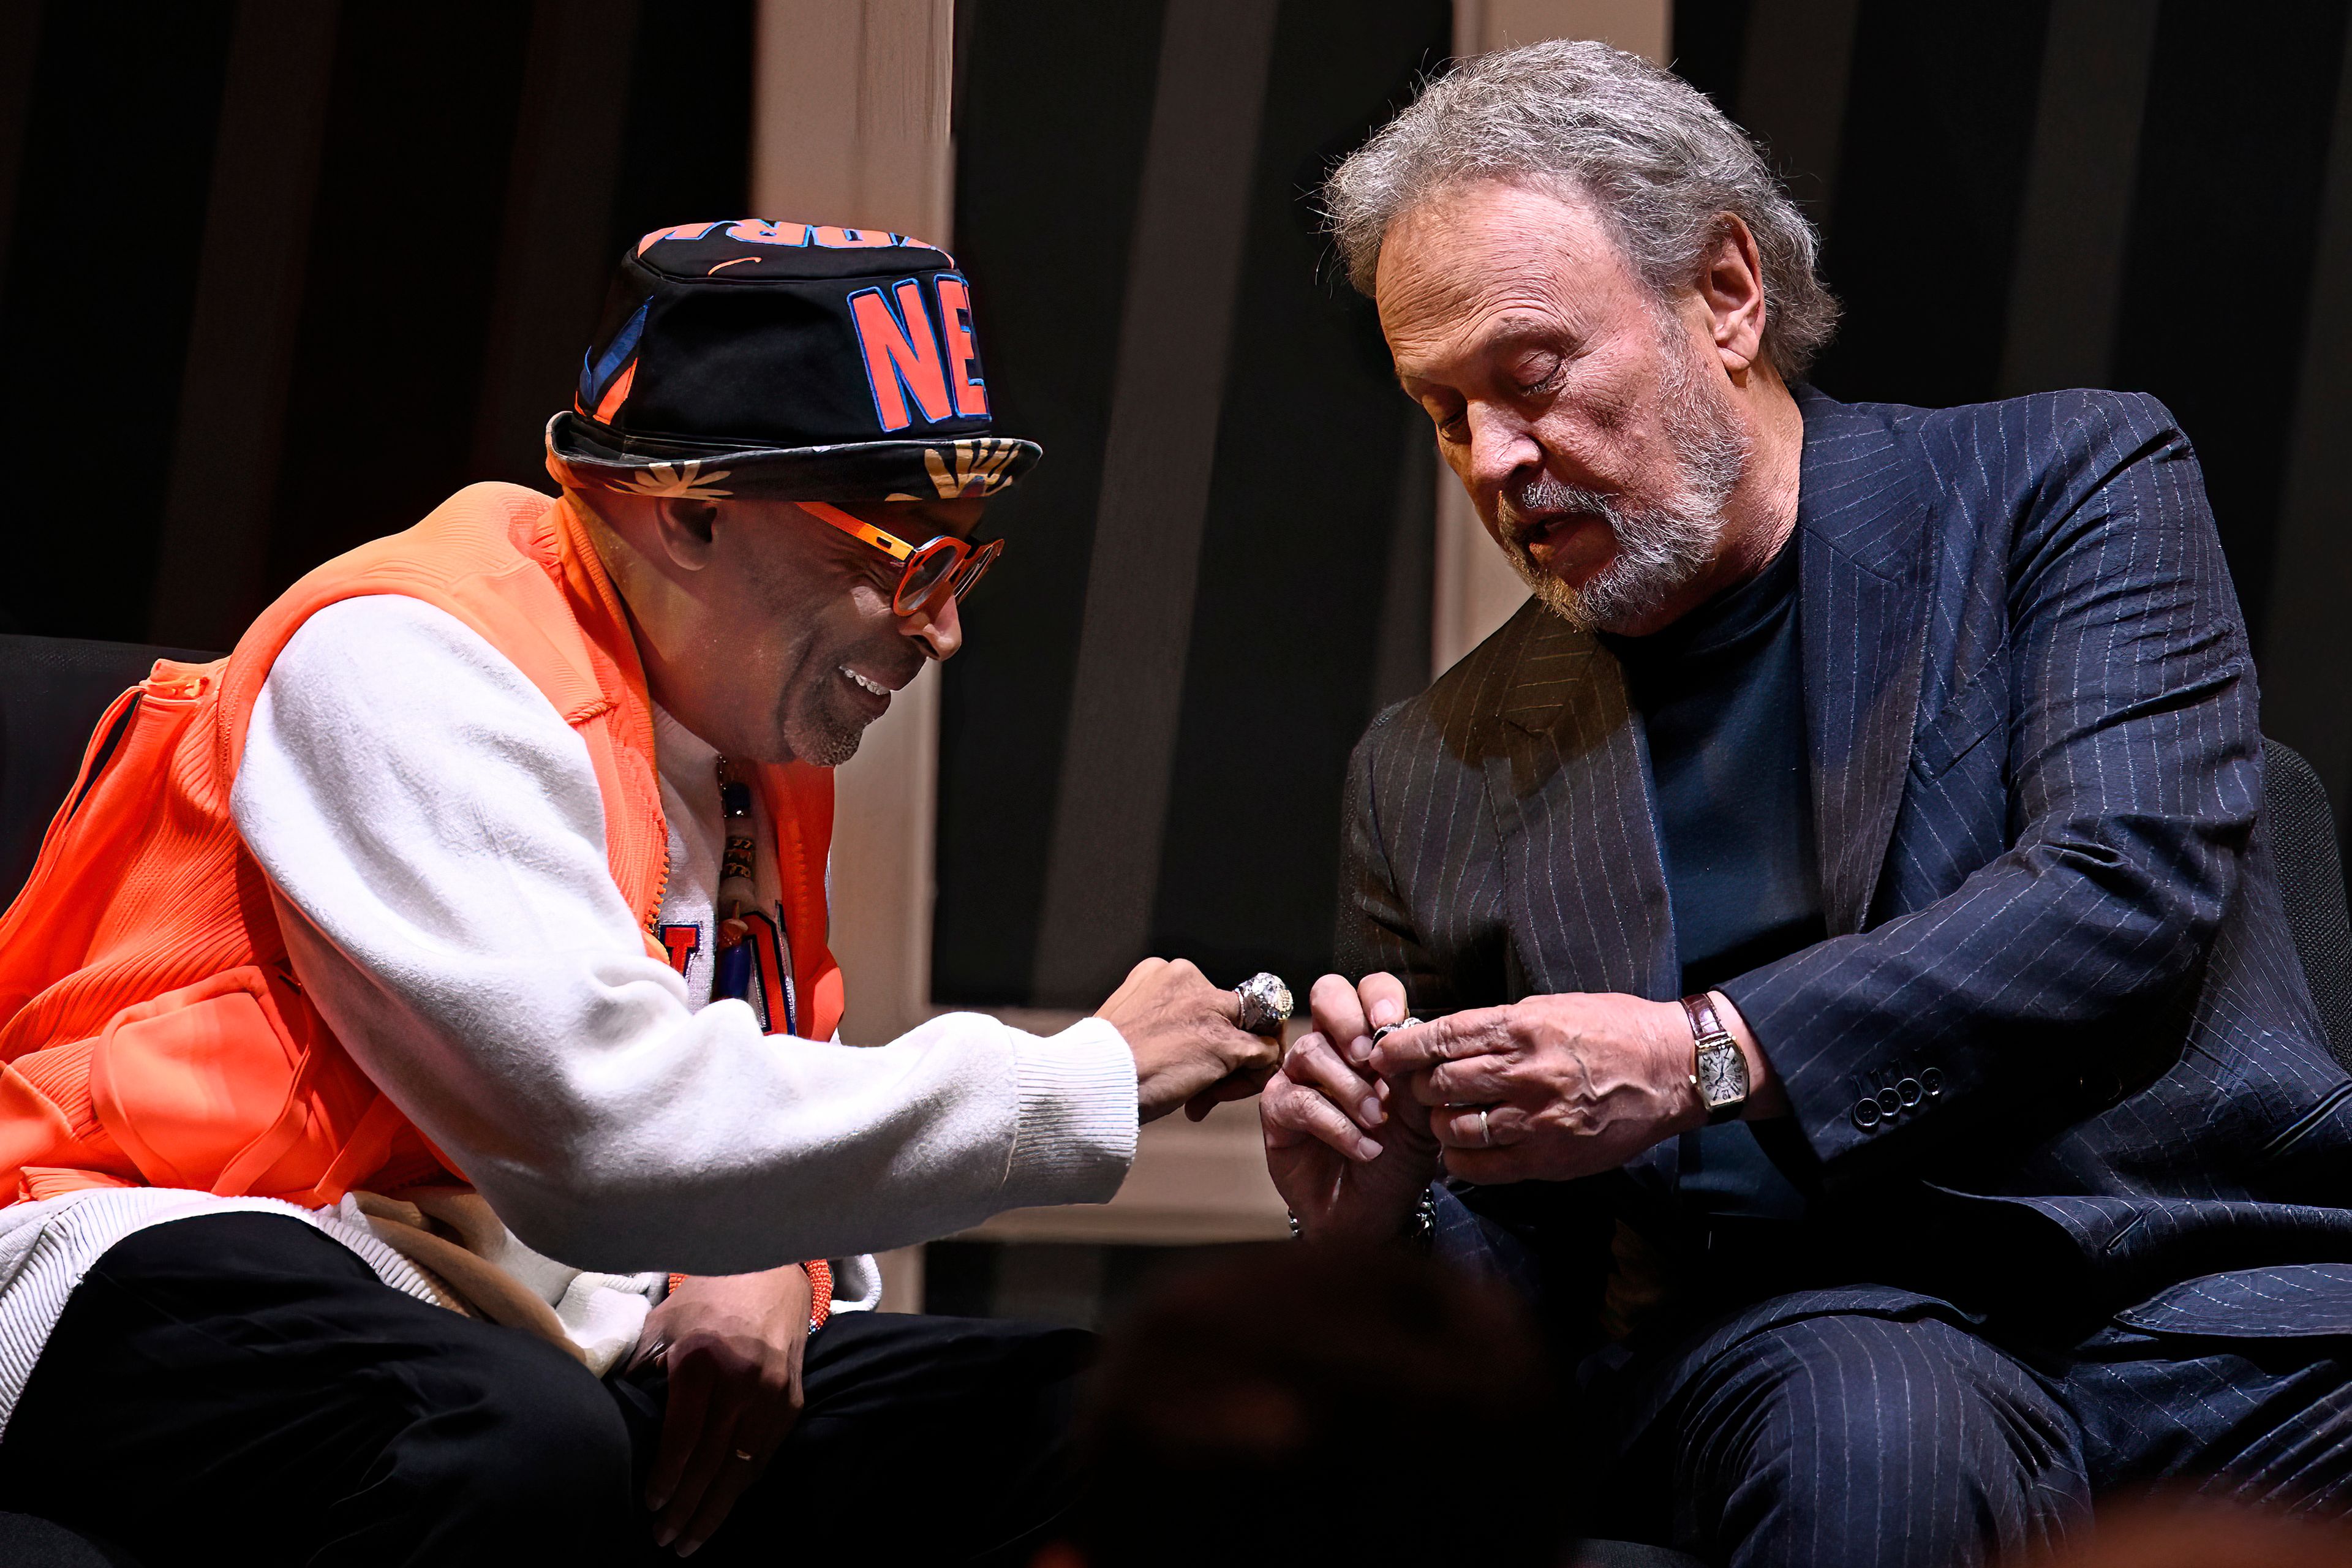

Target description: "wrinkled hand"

left=1370, top=989, right=1780, bottom=1183
left=628, top=1264, right=814, bottom=1556
left=1097, top=957, right=1285, bottom=1123
left=1261, top=972, right=1441, bottom=1242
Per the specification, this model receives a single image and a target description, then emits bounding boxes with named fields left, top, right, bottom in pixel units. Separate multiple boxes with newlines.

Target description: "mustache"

left=1498, top=473, right=1625, bottom=542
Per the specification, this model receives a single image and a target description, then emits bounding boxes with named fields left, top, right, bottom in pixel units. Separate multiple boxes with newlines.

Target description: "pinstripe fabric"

left=1609, top=1295, right=2352, bottom=1566
left=1357, top=388, right=2352, bottom=1562
left=1345, top=386, right=2352, bottom=1325
left=1666, top=1312, right=2088, bottom=1567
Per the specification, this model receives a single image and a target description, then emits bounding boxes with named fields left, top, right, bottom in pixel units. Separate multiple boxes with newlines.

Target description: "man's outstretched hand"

left=1264, top=978, right=1789, bottom=1210
left=1097, top=957, right=1284, bottom=1123
left=1369, top=989, right=1785, bottom=1183
left=628, top=1264, right=814, bottom=1557
left=1261, top=972, right=1441, bottom=1242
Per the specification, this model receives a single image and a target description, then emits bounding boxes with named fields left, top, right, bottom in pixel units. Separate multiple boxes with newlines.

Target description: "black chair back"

left=2263, top=736, right=2352, bottom=1074
left=0, top=1512, right=143, bottom=1567
left=0, top=634, right=218, bottom=911
left=0, top=639, right=214, bottom=1567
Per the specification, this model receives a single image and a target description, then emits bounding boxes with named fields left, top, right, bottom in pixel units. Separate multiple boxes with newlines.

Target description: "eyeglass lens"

left=949, top=539, right=1001, bottom=598
left=895, top=541, right=963, bottom=615
left=895, top=537, right=1001, bottom=616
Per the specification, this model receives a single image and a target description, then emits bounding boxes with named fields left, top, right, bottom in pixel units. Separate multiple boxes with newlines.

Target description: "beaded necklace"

left=704, top=760, right=802, bottom=1036
left=712, top=761, right=759, bottom=1005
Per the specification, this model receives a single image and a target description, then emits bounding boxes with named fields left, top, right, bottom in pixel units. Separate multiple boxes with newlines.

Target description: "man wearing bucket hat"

left=0, top=221, right=1283, bottom=1564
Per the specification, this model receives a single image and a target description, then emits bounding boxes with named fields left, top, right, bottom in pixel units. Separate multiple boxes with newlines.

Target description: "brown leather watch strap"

left=1681, top=991, right=1747, bottom=1124
left=1681, top=991, right=1729, bottom=1043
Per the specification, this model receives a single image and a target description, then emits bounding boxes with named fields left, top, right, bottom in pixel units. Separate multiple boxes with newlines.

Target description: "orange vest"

left=0, top=481, right=843, bottom=1208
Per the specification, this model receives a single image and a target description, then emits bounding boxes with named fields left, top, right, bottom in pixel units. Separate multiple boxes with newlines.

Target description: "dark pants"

left=0, top=1213, right=1091, bottom=1566
left=1602, top=1302, right=2352, bottom=1568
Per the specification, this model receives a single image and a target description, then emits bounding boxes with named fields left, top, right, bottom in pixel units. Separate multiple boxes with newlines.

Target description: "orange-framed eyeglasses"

left=794, top=500, right=1005, bottom=619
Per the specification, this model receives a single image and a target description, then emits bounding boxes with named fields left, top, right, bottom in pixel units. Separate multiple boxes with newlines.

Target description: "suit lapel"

left=1480, top=603, right=1679, bottom=1000
left=1471, top=390, right=1934, bottom=989
left=1793, top=388, right=1936, bottom=935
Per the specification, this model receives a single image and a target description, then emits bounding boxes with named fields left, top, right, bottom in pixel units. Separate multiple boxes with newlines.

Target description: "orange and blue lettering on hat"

left=546, top=219, right=1040, bottom=505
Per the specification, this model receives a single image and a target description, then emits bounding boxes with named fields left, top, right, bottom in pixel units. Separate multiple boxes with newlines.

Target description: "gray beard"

left=1496, top=326, right=1750, bottom=635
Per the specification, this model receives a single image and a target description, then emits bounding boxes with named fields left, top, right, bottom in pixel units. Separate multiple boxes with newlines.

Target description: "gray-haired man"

left=1265, top=40, right=2352, bottom=1567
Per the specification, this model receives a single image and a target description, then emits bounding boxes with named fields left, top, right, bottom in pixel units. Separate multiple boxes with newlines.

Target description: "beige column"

left=1431, top=0, right=1670, bottom=675
left=751, top=0, right=955, bottom=1311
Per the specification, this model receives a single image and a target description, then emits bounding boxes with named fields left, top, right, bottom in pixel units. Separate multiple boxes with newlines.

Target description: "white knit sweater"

left=0, top=594, right=1139, bottom=1431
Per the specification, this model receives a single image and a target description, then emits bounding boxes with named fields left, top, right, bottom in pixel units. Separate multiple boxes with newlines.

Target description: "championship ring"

left=1234, top=972, right=1295, bottom=1036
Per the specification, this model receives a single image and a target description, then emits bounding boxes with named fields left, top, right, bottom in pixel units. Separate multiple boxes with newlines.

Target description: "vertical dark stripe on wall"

left=147, top=0, right=341, bottom=650
left=933, top=0, right=1172, bottom=1006
left=1998, top=0, right=2159, bottom=396
left=262, top=4, right=535, bottom=594
left=2263, top=17, right=2352, bottom=832
left=1670, top=0, right=1753, bottom=114
left=1374, top=435, right=1440, bottom=712
left=1807, top=1, right=2048, bottom=410
left=0, top=0, right=44, bottom=295
left=1735, top=0, right=1861, bottom=224
left=2109, top=0, right=2351, bottom=650
left=1028, top=0, right=1282, bottom=1006
left=1148, top=0, right=1447, bottom=987
left=603, top=0, right=752, bottom=261
left=471, top=0, right=643, bottom=491
left=0, top=2, right=235, bottom=641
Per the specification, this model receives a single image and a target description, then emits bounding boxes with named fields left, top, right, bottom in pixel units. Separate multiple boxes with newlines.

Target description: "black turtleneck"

left=1600, top=533, right=1819, bottom=1224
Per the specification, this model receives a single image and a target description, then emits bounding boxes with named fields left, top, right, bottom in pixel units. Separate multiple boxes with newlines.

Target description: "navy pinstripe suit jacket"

left=1342, top=386, right=2352, bottom=1343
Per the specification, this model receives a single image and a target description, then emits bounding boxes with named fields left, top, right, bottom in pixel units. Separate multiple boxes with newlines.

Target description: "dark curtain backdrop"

left=1, top=1, right=2348, bottom=1012
left=935, top=0, right=1446, bottom=1007
left=1675, top=0, right=2351, bottom=655
left=0, top=0, right=751, bottom=649
left=935, top=0, right=2352, bottom=1006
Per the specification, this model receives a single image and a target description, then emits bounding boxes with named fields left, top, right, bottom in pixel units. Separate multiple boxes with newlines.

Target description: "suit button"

left=1852, top=1099, right=1882, bottom=1130
left=1896, top=1077, right=1924, bottom=1107
left=1876, top=1087, right=1904, bottom=1117
left=1921, top=1067, right=1945, bottom=1097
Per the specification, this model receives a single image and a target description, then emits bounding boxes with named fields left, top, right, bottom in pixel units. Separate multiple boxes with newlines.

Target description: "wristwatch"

left=1681, top=992, right=1749, bottom=1125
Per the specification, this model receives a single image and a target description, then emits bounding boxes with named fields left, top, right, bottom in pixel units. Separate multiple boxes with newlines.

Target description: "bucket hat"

left=546, top=219, right=1039, bottom=503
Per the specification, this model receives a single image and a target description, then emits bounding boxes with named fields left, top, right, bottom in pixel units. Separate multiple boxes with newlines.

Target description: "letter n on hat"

left=546, top=219, right=1040, bottom=504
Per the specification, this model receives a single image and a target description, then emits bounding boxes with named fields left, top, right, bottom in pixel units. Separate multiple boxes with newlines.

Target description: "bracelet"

left=1284, top=1187, right=1438, bottom=1248
left=803, top=1258, right=832, bottom=1332
left=1407, top=1186, right=1438, bottom=1250
left=665, top=1259, right=834, bottom=1334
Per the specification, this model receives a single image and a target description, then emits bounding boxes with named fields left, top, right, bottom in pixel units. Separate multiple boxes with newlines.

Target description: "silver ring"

left=1234, top=972, right=1294, bottom=1035
left=1368, top=1017, right=1423, bottom=1051
left=1476, top=1108, right=1491, bottom=1148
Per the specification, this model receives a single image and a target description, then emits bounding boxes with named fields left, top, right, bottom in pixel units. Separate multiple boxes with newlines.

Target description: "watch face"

left=1697, top=1042, right=1749, bottom=1108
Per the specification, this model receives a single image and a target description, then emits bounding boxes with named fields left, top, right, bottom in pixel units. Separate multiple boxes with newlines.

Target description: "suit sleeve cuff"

left=1000, top=1016, right=1139, bottom=1211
